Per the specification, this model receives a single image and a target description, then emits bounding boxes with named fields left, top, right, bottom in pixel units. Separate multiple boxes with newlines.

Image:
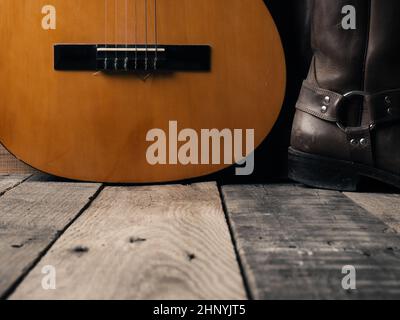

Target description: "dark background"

left=217, top=0, right=314, bottom=183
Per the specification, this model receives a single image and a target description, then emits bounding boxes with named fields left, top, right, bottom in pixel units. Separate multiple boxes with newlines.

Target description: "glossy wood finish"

left=0, top=0, right=285, bottom=182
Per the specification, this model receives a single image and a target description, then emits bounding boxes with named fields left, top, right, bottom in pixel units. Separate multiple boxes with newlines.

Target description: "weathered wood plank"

left=222, top=184, right=400, bottom=300
left=345, top=192, right=400, bottom=233
left=0, top=174, right=31, bottom=196
left=11, top=182, right=246, bottom=300
left=0, top=178, right=101, bottom=298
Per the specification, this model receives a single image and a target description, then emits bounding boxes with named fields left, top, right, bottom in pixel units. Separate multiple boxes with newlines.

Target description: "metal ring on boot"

left=336, top=90, right=370, bottom=131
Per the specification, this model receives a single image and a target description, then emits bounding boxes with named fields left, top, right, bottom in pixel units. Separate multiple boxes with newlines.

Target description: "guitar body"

left=0, top=0, right=285, bottom=183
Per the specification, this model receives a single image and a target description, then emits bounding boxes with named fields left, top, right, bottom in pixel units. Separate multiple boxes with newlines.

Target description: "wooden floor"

left=1, top=173, right=400, bottom=300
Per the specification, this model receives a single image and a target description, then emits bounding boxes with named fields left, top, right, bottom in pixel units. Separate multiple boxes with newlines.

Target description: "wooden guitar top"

left=0, top=0, right=285, bottom=182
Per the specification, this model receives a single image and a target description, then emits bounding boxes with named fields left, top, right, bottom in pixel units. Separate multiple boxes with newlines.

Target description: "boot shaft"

left=310, top=0, right=400, bottom=93
left=290, top=0, right=400, bottom=190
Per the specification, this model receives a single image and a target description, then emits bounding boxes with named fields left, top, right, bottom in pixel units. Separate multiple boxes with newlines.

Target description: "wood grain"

left=345, top=192, right=400, bottom=233
left=11, top=182, right=246, bottom=300
left=222, top=184, right=400, bottom=300
left=0, top=174, right=30, bottom=196
left=0, top=177, right=101, bottom=298
left=0, top=0, right=285, bottom=183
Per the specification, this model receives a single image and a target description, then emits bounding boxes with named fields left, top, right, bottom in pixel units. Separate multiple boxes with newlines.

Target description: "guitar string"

left=145, top=0, right=148, bottom=71
left=125, top=0, right=128, bottom=69
left=134, top=0, right=138, bottom=69
left=114, top=0, right=118, bottom=68
left=154, top=0, right=158, bottom=70
left=105, top=0, right=158, bottom=71
left=104, top=0, right=108, bottom=69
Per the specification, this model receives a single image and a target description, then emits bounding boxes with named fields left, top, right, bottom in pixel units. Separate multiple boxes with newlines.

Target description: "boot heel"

left=288, top=148, right=360, bottom=191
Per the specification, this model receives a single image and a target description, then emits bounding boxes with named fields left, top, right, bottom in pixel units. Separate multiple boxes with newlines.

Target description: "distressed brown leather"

left=291, top=0, right=400, bottom=175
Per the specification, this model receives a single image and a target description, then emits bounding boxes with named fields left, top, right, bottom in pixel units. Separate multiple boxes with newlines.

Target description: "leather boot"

left=289, top=0, right=400, bottom=191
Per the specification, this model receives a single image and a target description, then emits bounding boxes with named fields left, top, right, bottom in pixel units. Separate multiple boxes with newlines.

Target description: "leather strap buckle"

left=297, top=82, right=400, bottom=129
left=336, top=90, right=371, bottom=132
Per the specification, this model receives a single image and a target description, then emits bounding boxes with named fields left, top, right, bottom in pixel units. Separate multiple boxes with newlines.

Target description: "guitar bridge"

left=54, top=44, right=211, bottom=73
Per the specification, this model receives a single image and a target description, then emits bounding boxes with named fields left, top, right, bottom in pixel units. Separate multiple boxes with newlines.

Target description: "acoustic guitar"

left=0, top=0, right=285, bottom=183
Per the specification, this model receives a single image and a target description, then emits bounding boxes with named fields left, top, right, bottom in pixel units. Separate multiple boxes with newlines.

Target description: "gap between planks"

left=10, top=182, right=246, bottom=300
left=222, top=184, right=400, bottom=300
left=0, top=174, right=31, bottom=197
left=344, top=191, right=400, bottom=233
left=0, top=174, right=102, bottom=299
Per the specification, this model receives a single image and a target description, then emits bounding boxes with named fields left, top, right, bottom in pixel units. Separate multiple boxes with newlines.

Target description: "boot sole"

left=288, top=147, right=400, bottom=191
